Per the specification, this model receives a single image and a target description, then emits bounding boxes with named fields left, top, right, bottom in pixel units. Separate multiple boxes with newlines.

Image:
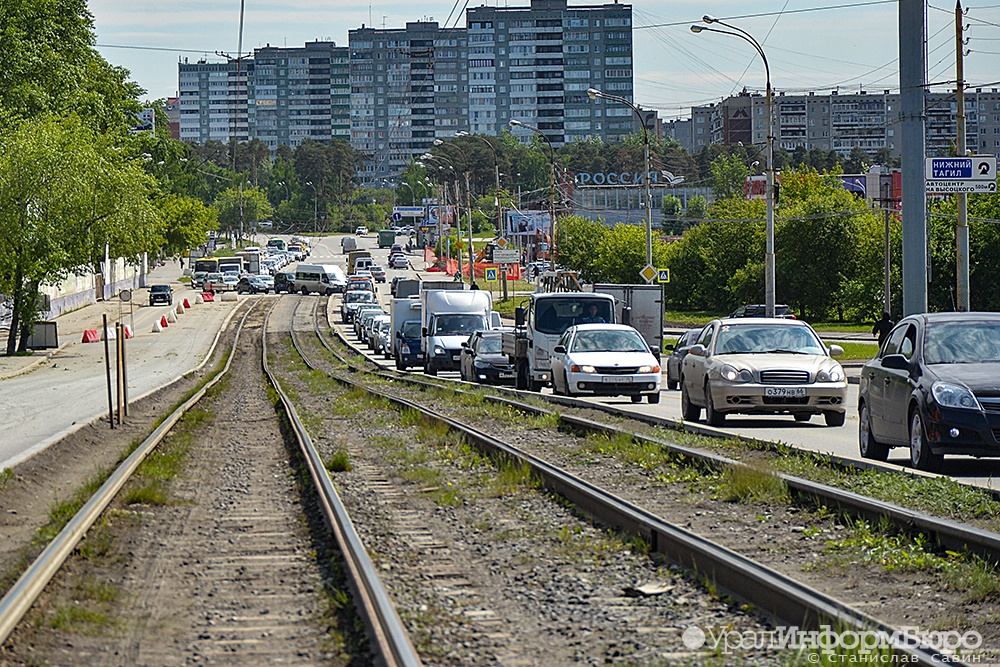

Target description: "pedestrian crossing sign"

left=484, top=268, right=498, bottom=283
left=657, top=269, right=671, bottom=283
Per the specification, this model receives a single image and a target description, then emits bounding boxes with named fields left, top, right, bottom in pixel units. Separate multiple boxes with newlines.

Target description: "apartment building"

left=683, top=88, right=1000, bottom=160
left=466, top=0, right=634, bottom=148
left=178, top=58, right=254, bottom=145
left=349, top=22, right=469, bottom=183
left=252, top=41, right=351, bottom=152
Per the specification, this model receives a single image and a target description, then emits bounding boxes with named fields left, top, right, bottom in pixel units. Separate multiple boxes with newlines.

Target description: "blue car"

left=394, top=319, right=423, bottom=371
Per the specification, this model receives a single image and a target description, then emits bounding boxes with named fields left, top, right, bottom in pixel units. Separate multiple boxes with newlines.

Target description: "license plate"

left=499, top=372, right=514, bottom=378
left=765, top=387, right=805, bottom=398
left=452, top=355, right=461, bottom=361
left=602, top=376, right=632, bottom=383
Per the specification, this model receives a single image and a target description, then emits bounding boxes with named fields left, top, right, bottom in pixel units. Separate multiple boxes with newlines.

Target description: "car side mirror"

left=688, top=344, right=706, bottom=357
left=515, top=307, right=526, bottom=327
left=461, top=341, right=469, bottom=348
left=880, top=354, right=908, bottom=370
left=621, top=306, right=631, bottom=326
left=828, top=344, right=844, bottom=357
left=553, top=345, right=566, bottom=354
left=422, top=327, right=428, bottom=337
left=395, top=331, right=402, bottom=339
left=665, top=344, right=675, bottom=352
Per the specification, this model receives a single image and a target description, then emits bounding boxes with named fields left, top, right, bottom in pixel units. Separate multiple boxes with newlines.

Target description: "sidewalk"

left=0, top=261, right=194, bottom=380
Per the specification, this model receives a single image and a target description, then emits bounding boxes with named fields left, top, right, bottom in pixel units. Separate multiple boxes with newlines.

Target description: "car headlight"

left=931, top=381, right=982, bottom=410
left=720, top=364, right=753, bottom=383
left=571, top=365, right=597, bottom=373
left=816, top=365, right=844, bottom=383
left=637, top=365, right=660, bottom=374
left=434, top=345, right=446, bottom=356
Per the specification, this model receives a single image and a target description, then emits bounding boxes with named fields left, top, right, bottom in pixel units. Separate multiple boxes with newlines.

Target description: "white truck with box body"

left=592, top=284, right=665, bottom=360
left=421, top=289, right=493, bottom=375
left=502, top=292, right=617, bottom=391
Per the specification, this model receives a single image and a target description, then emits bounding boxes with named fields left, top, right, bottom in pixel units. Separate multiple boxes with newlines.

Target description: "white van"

left=295, top=264, right=347, bottom=295
left=353, top=257, right=375, bottom=274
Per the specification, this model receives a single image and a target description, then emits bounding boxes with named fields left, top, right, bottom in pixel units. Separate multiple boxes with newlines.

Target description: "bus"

left=194, top=257, right=219, bottom=274
left=266, top=238, right=286, bottom=252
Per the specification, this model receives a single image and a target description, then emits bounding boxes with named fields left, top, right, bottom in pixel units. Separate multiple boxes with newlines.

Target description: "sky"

left=89, top=0, right=1000, bottom=121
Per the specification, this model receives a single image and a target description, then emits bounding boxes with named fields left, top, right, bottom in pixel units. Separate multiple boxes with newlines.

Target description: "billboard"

left=506, top=210, right=551, bottom=237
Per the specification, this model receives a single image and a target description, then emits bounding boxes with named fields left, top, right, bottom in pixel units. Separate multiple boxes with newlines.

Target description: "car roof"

left=150, top=284, right=171, bottom=290
left=716, top=317, right=808, bottom=327
left=914, top=311, right=1000, bottom=323
left=570, top=323, right=637, bottom=332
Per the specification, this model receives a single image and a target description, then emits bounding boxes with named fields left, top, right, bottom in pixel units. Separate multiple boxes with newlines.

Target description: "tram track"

left=287, top=296, right=980, bottom=665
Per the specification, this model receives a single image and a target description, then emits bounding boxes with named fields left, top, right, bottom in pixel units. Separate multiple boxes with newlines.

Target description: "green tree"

left=685, top=195, right=708, bottom=221
left=592, top=224, right=670, bottom=285
left=842, top=147, right=871, bottom=174
left=0, top=115, right=161, bottom=353
left=556, top=215, right=608, bottom=283
left=157, top=195, right=218, bottom=258
left=213, top=186, right=274, bottom=243
left=709, top=153, right=750, bottom=200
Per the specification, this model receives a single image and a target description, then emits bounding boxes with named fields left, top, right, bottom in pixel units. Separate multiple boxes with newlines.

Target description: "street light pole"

left=305, top=181, right=317, bottom=235
left=588, top=88, right=654, bottom=282
left=457, top=131, right=504, bottom=239
left=434, top=140, right=477, bottom=283
left=509, top=119, right=557, bottom=266
left=692, top=16, right=775, bottom=318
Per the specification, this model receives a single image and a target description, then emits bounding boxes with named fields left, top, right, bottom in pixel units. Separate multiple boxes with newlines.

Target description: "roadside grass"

left=824, top=340, right=878, bottom=360
left=324, top=449, right=352, bottom=472
left=714, top=463, right=790, bottom=504
left=663, top=310, right=723, bottom=327
left=492, top=296, right=529, bottom=318
left=0, top=466, right=19, bottom=489
left=120, top=407, right=210, bottom=506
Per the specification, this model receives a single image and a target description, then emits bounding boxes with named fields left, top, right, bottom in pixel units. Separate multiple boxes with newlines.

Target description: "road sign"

left=496, top=237, right=509, bottom=249
left=657, top=269, right=671, bottom=284
left=639, top=264, right=657, bottom=283
left=925, top=180, right=997, bottom=194
left=392, top=212, right=402, bottom=222
left=492, top=249, right=520, bottom=263
left=484, top=268, right=498, bottom=283
left=926, top=156, right=996, bottom=181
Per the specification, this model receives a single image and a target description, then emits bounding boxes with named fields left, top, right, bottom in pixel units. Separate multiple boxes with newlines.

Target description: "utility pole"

left=466, top=172, right=475, bottom=284
left=956, top=0, right=970, bottom=311
left=899, top=0, right=928, bottom=316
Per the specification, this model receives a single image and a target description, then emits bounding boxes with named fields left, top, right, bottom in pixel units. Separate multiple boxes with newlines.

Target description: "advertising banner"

left=506, top=210, right=551, bottom=237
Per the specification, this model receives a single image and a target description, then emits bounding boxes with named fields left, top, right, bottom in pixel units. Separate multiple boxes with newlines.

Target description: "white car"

left=355, top=226, right=369, bottom=236
left=389, top=254, right=408, bottom=270
left=550, top=324, right=661, bottom=404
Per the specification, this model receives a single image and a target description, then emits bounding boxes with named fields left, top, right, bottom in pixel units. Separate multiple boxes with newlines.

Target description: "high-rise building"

left=252, top=41, right=351, bottom=151
left=466, top=0, right=634, bottom=147
left=178, top=58, right=254, bottom=145
left=349, top=22, right=470, bottom=183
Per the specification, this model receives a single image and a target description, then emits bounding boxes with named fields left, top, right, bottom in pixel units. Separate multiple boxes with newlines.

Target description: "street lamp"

left=433, top=141, right=477, bottom=284
left=305, top=181, right=317, bottom=235
left=456, top=131, right=504, bottom=240
left=509, top=119, right=557, bottom=267
left=692, top=15, right=776, bottom=318
left=588, top=88, right=654, bottom=283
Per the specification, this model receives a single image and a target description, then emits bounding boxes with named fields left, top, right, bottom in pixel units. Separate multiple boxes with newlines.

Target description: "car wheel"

left=647, top=392, right=660, bottom=404
left=859, top=403, right=889, bottom=461
left=630, top=395, right=642, bottom=404
left=704, top=382, right=725, bottom=426
left=300, top=286, right=308, bottom=295
left=909, top=410, right=943, bottom=472
left=680, top=380, right=700, bottom=421
left=794, top=413, right=811, bottom=422
left=424, top=362, right=437, bottom=377
left=666, top=377, right=678, bottom=391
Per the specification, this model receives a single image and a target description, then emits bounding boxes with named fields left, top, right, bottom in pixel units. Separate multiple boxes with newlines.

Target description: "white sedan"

left=550, top=324, right=661, bottom=404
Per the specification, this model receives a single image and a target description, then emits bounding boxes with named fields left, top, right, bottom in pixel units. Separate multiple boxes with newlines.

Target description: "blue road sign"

left=657, top=269, right=671, bottom=284
left=484, top=268, right=498, bottom=283
left=392, top=212, right=402, bottom=221
left=929, top=158, right=972, bottom=180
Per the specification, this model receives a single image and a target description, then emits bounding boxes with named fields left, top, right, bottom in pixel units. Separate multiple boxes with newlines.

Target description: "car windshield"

left=478, top=336, right=503, bottom=354
left=435, top=314, right=486, bottom=335
left=534, top=299, right=613, bottom=335
left=714, top=324, right=825, bottom=355
left=571, top=329, right=648, bottom=353
left=402, top=321, right=421, bottom=338
left=924, top=321, right=1000, bottom=364
left=151, top=285, right=170, bottom=293
left=346, top=292, right=375, bottom=303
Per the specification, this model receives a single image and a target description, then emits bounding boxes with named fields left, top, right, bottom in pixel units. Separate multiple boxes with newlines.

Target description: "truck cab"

left=421, top=290, right=492, bottom=376
left=502, top=292, right=616, bottom=391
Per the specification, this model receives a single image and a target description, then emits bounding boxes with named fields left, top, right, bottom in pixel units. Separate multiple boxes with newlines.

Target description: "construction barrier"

left=100, top=326, right=116, bottom=341
left=183, top=298, right=192, bottom=308
left=201, top=292, right=214, bottom=302
left=167, top=310, right=177, bottom=323
left=176, top=303, right=185, bottom=315
left=123, top=325, right=133, bottom=339
left=81, top=329, right=100, bottom=343
left=151, top=320, right=163, bottom=333
left=195, top=294, right=204, bottom=304
left=160, top=315, right=169, bottom=328
left=221, top=292, right=238, bottom=302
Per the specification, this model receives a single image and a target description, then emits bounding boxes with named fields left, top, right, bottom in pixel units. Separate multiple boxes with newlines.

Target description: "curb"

left=0, top=342, right=70, bottom=381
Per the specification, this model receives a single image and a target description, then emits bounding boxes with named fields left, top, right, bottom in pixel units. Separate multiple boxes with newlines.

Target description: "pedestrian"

left=872, top=311, right=893, bottom=348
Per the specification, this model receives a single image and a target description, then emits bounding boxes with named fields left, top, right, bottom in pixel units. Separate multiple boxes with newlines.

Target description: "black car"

left=237, top=276, right=270, bottom=294
left=858, top=312, right=1000, bottom=472
left=665, top=328, right=703, bottom=391
left=274, top=272, right=295, bottom=294
left=460, top=330, right=516, bottom=385
left=730, top=304, right=795, bottom=319
left=149, top=284, right=173, bottom=306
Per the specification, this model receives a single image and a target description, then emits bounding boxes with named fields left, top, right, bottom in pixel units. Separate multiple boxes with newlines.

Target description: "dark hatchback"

left=858, top=312, right=1000, bottom=472
left=665, top=327, right=702, bottom=391
left=149, top=284, right=173, bottom=306
left=274, top=272, right=295, bottom=294
left=460, top=330, right=515, bottom=385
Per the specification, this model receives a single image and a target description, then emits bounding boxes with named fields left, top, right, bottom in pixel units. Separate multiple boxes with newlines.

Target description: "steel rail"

left=0, top=300, right=259, bottom=646
left=301, top=303, right=947, bottom=666
left=269, top=296, right=422, bottom=667
left=330, top=319, right=1000, bottom=566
